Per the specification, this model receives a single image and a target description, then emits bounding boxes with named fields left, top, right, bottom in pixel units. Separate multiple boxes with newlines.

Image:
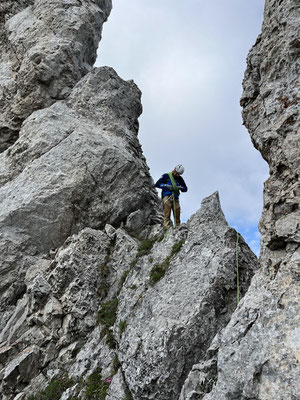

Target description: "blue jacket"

left=155, top=173, right=188, bottom=199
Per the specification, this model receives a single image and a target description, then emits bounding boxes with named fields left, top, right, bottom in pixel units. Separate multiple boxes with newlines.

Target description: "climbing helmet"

left=174, top=164, right=184, bottom=175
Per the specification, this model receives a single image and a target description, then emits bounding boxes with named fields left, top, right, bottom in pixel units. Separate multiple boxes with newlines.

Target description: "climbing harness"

left=236, top=233, right=240, bottom=305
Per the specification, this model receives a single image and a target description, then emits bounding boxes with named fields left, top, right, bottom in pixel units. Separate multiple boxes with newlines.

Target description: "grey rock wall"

left=0, top=194, right=257, bottom=399
left=0, top=0, right=112, bottom=152
left=116, top=193, right=257, bottom=400
left=2, top=0, right=291, bottom=398
left=181, top=1, right=300, bottom=399
left=0, top=66, right=162, bottom=333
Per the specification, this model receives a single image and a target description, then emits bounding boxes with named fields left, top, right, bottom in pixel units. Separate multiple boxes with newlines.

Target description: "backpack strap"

left=168, top=172, right=179, bottom=195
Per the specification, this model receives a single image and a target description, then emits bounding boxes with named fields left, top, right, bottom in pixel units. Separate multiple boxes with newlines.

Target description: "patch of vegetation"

left=171, top=239, right=185, bottom=256
left=137, top=239, right=154, bottom=256
left=98, top=297, right=118, bottom=327
left=28, top=376, right=74, bottom=400
left=149, top=264, right=167, bottom=286
left=129, top=284, right=137, bottom=290
left=112, top=354, right=121, bottom=375
left=119, top=320, right=127, bottom=336
left=124, top=388, right=133, bottom=400
left=98, top=297, right=118, bottom=349
left=130, top=257, right=139, bottom=268
left=84, top=369, right=109, bottom=400
left=137, top=340, right=142, bottom=352
left=120, top=269, right=129, bottom=287
left=97, top=241, right=115, bottom=299
left=130, top=239, right=155, bottom=267
left=149, top=240, right=185, bottom=286
left=105, top=330, right=117, bottom=349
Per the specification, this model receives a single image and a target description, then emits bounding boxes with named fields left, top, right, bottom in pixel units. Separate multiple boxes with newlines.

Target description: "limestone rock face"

left=0, top=66, right=162, bottom=328
left=0, top=0, right=268, bottom=399
left=180, top=1, right=300, bottom=399
left=116, top=193, right=257, bottom=400
left=0, top=194, right=257, bottom=399
left=0, top=0, right=112, bottom=152
left=241, top=0, right=300, bottom=259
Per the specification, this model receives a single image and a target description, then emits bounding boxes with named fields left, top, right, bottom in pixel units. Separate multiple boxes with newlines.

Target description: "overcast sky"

left=96, top=0, right=268, bottom=255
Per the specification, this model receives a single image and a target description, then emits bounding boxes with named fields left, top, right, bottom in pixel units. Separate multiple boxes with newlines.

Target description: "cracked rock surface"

left=0, top=194, right=257, bottom=399
left=0, top=66, right=162, bottom=334
left=181, top=1, right=300, bottom=399
left=1, top=0, right=297, bottom=399
left=116, top=193, right=257, bottom=400
left=0, top=0, right=112, bottom=152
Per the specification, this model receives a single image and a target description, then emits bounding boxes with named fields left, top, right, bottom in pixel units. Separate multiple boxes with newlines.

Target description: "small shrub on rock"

left=85, top=369, right=109, bottom=400
left=149, top=240, right=185, bottom=286
left=28, top=376, right=74, bottom=400
left=98, top=297, right=118, bottom=348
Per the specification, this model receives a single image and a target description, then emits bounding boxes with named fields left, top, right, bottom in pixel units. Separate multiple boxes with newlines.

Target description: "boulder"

left=3, top=346, right=40, bottom=392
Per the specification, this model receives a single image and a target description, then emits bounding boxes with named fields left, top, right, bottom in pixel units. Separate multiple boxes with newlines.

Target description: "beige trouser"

left=163, top=196, right=181, bottom=229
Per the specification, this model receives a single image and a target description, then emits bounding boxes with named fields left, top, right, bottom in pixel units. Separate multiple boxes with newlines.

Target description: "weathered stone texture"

left=181, top=1, right=300, bottom=399
left=3, top=0, right=292, bottom=398
left=115, top=193, right=257, bottom=400
left=0, top=0, right=112, bottom=151
left=0, top=66, right=162, bottom=331
left=0, top=194, right=257, bottom=399
left=241, top=0, right=299, bottom=258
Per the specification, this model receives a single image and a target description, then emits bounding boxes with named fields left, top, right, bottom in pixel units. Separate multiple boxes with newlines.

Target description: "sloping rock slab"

left=116, top=192, right=257, bottom=400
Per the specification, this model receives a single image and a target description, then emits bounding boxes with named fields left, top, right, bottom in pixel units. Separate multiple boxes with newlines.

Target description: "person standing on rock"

left=155, top=164, right=188, bottom=229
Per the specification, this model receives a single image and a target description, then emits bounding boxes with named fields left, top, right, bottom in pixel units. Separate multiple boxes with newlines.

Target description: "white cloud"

left=96, top=0, right=267, bottom=255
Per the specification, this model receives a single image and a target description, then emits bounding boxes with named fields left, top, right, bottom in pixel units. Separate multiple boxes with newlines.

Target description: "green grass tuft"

left=112, top=355, right=121, bottom=375
left=130, top=239, right=155, bottom=268
left=28, top=376, right=74, bottom=400
left=97, top=298, right=118, bottom=327
left=120, top=269, right=129, bottom=287
left=129, top=284, right=137, bottom=290
left=149, top=239, right=185, bottom=286
left=149, top=263, right=168, bottom=286
left=85, top=369, right=109, bottom=400
left=137, top=239, right=154, bottom=256
left=124, top=388, right=134, bottom=400
left=119, top=320, right=127, bottom=336
left=171, top=239, right=185, bottom=256
left=98, top=298, right=118, bottom=348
